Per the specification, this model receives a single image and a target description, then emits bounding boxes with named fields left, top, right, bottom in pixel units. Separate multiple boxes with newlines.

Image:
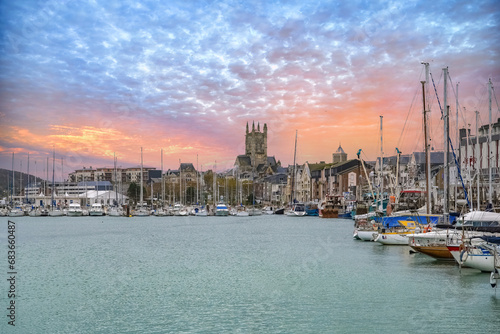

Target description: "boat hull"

left=375, top=233, right=411, bottom=245
left=448, top=245, right=495, bottom=272
left=357, top=230, right=377, bottom=241
left=410, top=245, right=454, bottom=259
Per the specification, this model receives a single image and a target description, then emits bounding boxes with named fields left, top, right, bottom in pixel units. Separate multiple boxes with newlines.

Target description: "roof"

left=235, top=155, right=252, bottom=167
left=412, top=152, right=454, bottom=164
left=335, top=144, right=345, bottom=154
left=77, top=181, right=112, bottom=187
left=267, top=156, right=277, bottom=165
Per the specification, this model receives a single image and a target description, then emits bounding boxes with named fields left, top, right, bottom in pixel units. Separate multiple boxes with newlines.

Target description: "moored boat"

left=89, top=203, right=105, bottom=216
left=374, top=220, right=423, bottom=245
left=67, top=203, right=83, bottom=217
left=215, top=202, right=229, bottom=216
left=286, top=203, right=307, bottom=217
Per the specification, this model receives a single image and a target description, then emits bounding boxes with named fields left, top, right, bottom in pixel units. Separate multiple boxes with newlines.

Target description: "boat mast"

left=140, top=147, right=144, bottom=208
left=51, top=148, right=55, bottom=210
left=27, top=152, right=30, bottom=204
left=455, top=82, right=459, bottom=212
left=161, top=149, right=164, bottom=208
left=379, top=116, right=383, bottom=211
left=114, top=153, right=118, bottom=205
left=443, top=67, right=449, bottom=222
left=179, top=159, right=182, bottom=205
left=476, top=110, right=480, bottom=210
left=196, top=154, right=199, bottom=205
left=421, top=80, right=431, bottom=215
left=488, top=78, right=493, bottom=210
left=11, top=152, right=14, bottom=206
left=291, top=130, right=297, bottom=206
left=421, top=62, right=432, bottom=214
left=46, top=156, right=49, bottom=204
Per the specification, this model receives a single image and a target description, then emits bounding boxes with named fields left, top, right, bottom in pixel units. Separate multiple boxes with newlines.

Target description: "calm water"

left=1, top=215, right=499, bottom=333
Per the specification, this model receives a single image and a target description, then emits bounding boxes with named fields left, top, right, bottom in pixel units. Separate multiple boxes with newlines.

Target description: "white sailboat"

left=48, top=149, right=64, bottom=217
left=133, top=147, right=150, bottom=217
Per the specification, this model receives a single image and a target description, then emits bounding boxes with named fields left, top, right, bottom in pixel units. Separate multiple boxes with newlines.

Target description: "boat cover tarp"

left=480, top=236, right=500, bottom=244
left=374, top=215, right=440, bottom=228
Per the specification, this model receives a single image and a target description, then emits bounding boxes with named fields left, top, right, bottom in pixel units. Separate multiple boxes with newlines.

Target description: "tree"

left=127, top=182, right=146, bottom=204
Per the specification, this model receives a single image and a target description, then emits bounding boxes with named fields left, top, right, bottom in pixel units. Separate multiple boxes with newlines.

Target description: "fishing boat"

left=67, top=203, right=83, bottom=217
left=319, top=195, right=341, bottom=218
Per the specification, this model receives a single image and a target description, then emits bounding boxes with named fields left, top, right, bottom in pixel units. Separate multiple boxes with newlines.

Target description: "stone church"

left=234, top=121, right=279, bottom=176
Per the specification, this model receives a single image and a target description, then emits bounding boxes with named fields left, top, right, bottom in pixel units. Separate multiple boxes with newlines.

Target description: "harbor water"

left=1, top=215, right=499, bottom=333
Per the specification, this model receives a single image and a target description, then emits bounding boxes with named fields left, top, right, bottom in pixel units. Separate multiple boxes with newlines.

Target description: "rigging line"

left=493, top=84, right=500, bottom=116
left=432, top=70, right=472, bottom=210
left=396, top=80, right=421, bottom=150
left=447, top=73, right=469, bottom=129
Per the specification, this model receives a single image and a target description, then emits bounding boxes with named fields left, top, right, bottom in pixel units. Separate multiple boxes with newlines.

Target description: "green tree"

left=127, top=182, right=146, bottom=204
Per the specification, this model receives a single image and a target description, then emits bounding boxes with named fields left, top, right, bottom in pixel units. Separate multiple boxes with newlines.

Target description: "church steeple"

left=257, top=122, right=260, bottom=132
left=246, top=122, right=249, bottom=134
left=252, top=121, right=255, bottom=132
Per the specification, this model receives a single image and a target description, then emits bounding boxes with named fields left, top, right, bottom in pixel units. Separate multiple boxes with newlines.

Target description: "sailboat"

left=108, top=153, right=124, bottom=217
left=133, top=147, right=150, bottom=216
left=48, top=149, right=64, bottom=217
left=285, top=130, right=306, bottom=217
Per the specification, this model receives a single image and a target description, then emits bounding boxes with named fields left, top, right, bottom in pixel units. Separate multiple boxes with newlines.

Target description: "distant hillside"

left=0, top=168, right=45, bottom=198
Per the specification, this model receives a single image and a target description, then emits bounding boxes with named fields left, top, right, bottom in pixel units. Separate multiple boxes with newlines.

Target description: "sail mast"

left=161, top=149, right=164, bottom=208
left=443, top=67, right=449, bottom=221
left=51, top=148, right=55, bottom=210
left=488, top=78, right=493, bottom=209
left=476, top=111, right=480, bottom=210
left=379, top=116, right=383, bottom=211
left=140, top=147, right=143, bottom=207
left=422, top=62, right=432, bottom=214
left=421, top=80, right=431, bottom=215
left=291, top=130, right=297, bottom=206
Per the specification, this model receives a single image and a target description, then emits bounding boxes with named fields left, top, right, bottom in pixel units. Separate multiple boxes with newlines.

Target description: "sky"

left=0, top=0, right=499, bottom=179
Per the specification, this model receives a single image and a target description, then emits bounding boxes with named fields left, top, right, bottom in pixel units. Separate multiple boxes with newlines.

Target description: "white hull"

left=357, top=230, right=377, bottom=241
left=375, top=233, right=411, bottom=245
left=248, top=208, right=262, bottom=216
left=449, top=246, right=495, bottom=272
left=67, top=211, right=83, bottom=217
left=286, top=211, right=307, bottom=217
left=194, top=210, right=208, bottom=216
left=236, top=211, right=249, bottom=217
left=89, top=211, right=104, bottom=216
left=9, top=209, right=24, bottom=217
left=49, top=210, right=64, bottom=217
left=29, top=210, right=42, bottom=217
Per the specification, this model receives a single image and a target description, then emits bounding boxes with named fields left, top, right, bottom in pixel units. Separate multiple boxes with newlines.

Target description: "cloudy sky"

left=1, top=0, right=499, bottom=178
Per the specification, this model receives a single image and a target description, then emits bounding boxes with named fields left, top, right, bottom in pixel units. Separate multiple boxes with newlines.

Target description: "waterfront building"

left=234, top=121, right=279, bottom=175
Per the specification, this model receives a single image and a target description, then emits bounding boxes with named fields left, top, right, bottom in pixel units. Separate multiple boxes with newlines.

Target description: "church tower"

left=332, top=144, right=347, bottom=164
left=245, top=121, right=268, bottom=168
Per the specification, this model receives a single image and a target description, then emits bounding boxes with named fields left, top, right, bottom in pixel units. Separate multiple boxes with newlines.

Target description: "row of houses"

left=58, top=119, right=500, bottom=207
